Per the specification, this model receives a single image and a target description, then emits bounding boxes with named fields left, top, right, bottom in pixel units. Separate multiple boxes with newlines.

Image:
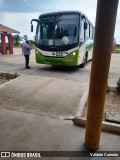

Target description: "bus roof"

left=39, top=11, right=82, bottom=17
left=39, top=11, right=94, bottom=28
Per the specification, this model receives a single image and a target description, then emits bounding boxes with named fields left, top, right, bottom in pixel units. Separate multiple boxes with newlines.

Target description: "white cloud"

left=0, top=12, right=41, bottom=40
left=0, top=0, right=4, bottom=7
left=24, top=0, right=27, bottom=3
left=0, top=0, right=120, bottom=43
left=58, top=0, right=97, bottom=24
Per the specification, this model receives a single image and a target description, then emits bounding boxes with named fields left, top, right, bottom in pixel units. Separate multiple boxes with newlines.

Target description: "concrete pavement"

left=0, top=74, right=86, bottom=119
left=0, top=74, right=120, bottom=160
left=0, top=49, right=120, bottom=159
left=0, top=49, right=120, bottom=87
left=0, top=108, right=120, bottom=160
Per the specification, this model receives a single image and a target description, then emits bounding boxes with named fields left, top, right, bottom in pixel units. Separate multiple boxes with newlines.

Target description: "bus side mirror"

left=31, top=24, right=33, bottom=32
left=84, top=22, right=87, bottom=30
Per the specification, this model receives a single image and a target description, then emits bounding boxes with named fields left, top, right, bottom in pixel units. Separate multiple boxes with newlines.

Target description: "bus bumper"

left=35, top=50, right=79, bottom=66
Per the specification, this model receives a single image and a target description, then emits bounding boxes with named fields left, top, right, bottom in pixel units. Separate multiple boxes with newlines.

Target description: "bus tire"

left=80, top=54, right=87, bottom=68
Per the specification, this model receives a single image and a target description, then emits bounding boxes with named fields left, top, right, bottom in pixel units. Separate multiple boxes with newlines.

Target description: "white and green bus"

left=31, top=11, right=94, bottom=67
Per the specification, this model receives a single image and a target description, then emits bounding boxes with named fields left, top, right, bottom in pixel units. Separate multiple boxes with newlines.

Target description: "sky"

left=0, top=0, right=120, bottom=43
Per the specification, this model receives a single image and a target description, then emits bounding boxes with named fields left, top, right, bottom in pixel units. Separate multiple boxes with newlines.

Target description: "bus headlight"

left=72, top=52, right=76, bottom=56
left=36, top=50, right=39, bottom=54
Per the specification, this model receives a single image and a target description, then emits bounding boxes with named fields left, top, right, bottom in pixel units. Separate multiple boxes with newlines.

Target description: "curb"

left=74, top=89, right=120, bottom=134
left=75, top=89, right=89, bottom=118
left=0, top=72, right=22, bottom=88
left=108, top=85, right=117, bottom=92
left=74, top=117, right=120, bottom=134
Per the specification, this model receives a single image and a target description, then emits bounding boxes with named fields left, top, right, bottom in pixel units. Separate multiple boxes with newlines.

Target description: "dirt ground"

left=0, top=78, right=8, bottom=85
left=105, top=92, right=120, bottom=113
left=82, top=91, right=120, bottom=121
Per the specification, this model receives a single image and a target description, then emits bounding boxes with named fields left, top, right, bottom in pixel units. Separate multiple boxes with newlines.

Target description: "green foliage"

left=114, top=45, right=120, bottom=54
left=12, top=35, right=23, bottom=47
left=114, top=48, right=120, bottom=54
left=113, top=38, right=116, bottom=44
left=12, top=35, right=20, bottom=46
left=23, top=35, right=28, bottom=41
left=116, top=44, right=120, bottom=48
left=116, top=78, right=120, bottom=94
left=6, top=44, right=10, bottom=50
left=0, top=72, right=19, bottom=80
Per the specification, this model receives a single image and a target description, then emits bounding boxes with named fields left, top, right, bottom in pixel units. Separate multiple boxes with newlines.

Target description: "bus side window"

left=92, top=27, right=95, bottom=39
left=86, top=21, right=89, bottom=39
left=80, top=18, right=85, bottom=42
left=90, top=25, right=93, bottom=39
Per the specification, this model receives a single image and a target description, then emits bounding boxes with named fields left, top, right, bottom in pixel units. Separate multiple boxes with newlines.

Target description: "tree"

left=12, top=35, right=20, bottom=46
left=23, top=35, right=28, bottom=41
left=113, top=38, right=116, bottom=44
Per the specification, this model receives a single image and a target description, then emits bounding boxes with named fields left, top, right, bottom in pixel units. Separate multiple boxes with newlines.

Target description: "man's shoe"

left=26, top=66, right=31, bottom=69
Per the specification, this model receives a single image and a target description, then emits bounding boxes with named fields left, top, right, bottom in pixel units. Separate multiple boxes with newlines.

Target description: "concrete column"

left=8, top=34, right=13, bottom=54
left=1, top=33, right=6, bottom=54
left=84, top=0, right=119, bottom=150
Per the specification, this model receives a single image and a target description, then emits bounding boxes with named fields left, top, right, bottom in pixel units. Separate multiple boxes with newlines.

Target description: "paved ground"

left=0, top=48, right=89, bottom=119
left=0, top=49, right=90, bottom=85
left=1, top=49, right=119, bottom=118
left=0, top=74, right=86, bottom=119
left=0, top=48, right=120, bottom=87
left=0, top=49, right=120, bottom=159
left=0, top=108, right=120, bottom=160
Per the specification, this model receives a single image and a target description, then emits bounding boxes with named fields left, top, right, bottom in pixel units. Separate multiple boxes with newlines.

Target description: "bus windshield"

left=36, top=14, right=79, bottom=46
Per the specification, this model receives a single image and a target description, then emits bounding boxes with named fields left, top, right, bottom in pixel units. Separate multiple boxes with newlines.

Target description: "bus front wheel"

left=80, top=54, right=87, bottom=68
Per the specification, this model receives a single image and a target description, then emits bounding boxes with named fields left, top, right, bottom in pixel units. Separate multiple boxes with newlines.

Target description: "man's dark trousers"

left=24, top=55, right=29, bottom=68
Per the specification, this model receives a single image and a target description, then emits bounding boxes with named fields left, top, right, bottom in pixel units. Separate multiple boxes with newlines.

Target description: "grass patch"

left=114, top=49, right=120, bottom=54
left=114, top=47, right=120, bottom=54
left=0, top=72, right=19, bottom=80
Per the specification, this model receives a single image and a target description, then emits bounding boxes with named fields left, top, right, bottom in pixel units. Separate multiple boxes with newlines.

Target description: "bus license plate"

left=56, top=52, right=63, bottom=57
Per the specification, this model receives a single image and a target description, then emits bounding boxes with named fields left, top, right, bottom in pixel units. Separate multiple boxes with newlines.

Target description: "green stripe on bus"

left=35, top=50, right=79, bottom=66
left=86, top=43, right=93, bottom=52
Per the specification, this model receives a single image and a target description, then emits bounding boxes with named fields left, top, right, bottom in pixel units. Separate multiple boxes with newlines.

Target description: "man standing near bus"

left=22, top=40, right=31, bottom=69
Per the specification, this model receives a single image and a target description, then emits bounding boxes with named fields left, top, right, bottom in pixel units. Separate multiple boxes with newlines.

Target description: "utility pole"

left=84, top=0, right=119, bottom=150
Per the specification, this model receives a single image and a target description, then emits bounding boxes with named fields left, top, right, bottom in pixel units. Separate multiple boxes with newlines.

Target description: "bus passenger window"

left=80, top=19, right=85, bottom=42
left=90, top=25, right=93, bottom=39
left=86, top=21, right=89, bottom=39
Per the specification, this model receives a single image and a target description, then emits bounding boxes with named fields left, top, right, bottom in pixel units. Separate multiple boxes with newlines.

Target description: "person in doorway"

left=22, top=40, right=31, bottom=69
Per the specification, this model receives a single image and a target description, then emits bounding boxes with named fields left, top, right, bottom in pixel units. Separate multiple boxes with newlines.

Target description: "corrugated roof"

left=0, top=24, right=20, bottom=33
